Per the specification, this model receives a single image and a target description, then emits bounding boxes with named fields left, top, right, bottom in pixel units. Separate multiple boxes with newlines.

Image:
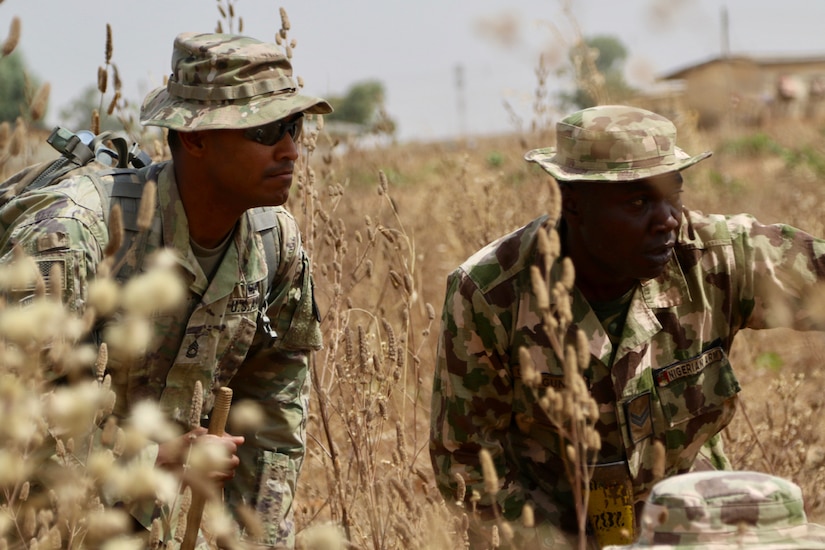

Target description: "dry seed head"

left=518, top=347, right=538, bottom=387
left=188, top=380, right=204, bottom=429
left=128, top=400, right=179, bottom=442
left=229, top=398, right=265, bottom=433
left=358, top=325, right=369, bottom=373
left=391, top=477, right=415, bottom=513
left=137, top=179, right=157, bottom=231
left=536, top=225, right=553, bottom=261
left=113, top=63, right=122, bottom=91
left=395, top=420, right=408, bottom=465
left=173, top=503, right=187, bottom=542
left=29, top=83, right=50, bottom=122
left=88, top=277, right=119, bottom=319
left=279, top=7, right=291, bottom=30
left=8, top=118, right=25, bottom=156
left=560, top=257, right=575, bottom=290
left=652, top=439, right=666, bottom=482
left=389, top=270, right=403, bottom=289
left=576, top=329, right=590, bottom=372
left=97, top=66, right=108, bottom=94
left=104, top=23, right=113, bottom=64
left=343, top=325, right=353, bottom=365
left=107, top=91, right=120, bottom=115
left=103, top=315, right=151, bottom=357
left=566, top=444, right=577, bottom=463
left=554, top=284, right=573, bottom=324
left=91, top=109, right=100, bottom=134
left=2, top=17, right=20, bottom=57
left=149, top=519, right=161, bottom=549
left=86, top=448, right=116, bottom=479
left=21, top=506, right=35, bottom=540
left=521, top=503, right=535, bottom=528
left=0, top=121, right=9, bottom=149
left=101, top=415, right=118, bottom=446
left=491, top=525, right=500, bottom=548
left=563, top=344, right=578, bottom=388
left=47, top=262, right=63, bottom=302
left=235, top=504, right=264, bottom=541
left=382, top=318, right=397, bottom=363
left=121, top=267, right=186, bottom=316
left=479, top=449, right=499, bottom=495
left=453, top=472, right=466, bottom=503
left=0, top=449, right=30, bottom=488
left=530, top=265, right=550, bottom=310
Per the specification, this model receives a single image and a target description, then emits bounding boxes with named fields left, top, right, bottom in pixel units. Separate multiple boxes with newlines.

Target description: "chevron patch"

left=624, top=392, right=653, bottom=444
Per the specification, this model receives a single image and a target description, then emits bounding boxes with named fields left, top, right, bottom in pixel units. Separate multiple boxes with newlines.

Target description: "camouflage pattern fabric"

left=0, top=161, right=321, bottom=548
left=524, top=105, right=711, bottom=182
left=140, top=32, right=332, bottom=132
left=604, top=471, right=825, bottom=549
left=430, top=208, right=825, bottom=547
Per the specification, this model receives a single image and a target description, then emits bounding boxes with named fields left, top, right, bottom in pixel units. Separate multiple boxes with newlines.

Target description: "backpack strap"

left=248, top=206, right=282, bottom=343
left=87, top=163, right=165, bottom=279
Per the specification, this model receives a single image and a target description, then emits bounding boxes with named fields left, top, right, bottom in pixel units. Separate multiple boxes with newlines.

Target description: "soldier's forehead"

left=568, top=171, right=683, bottom=191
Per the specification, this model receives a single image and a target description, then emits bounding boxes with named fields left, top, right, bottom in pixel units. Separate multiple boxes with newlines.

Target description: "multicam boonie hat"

left=604, top=471, right=825, bottom=550
left=524, top=105, right=711, bottom=182
left=140, top=32, right=332, bottom=132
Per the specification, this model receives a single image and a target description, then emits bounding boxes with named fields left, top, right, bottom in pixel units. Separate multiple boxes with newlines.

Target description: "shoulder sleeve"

left=0, top=181, right=109, bottom=311
left=430, top=266, right=526, bottom=518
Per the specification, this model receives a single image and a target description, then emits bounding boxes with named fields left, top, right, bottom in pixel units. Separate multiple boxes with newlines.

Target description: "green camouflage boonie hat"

left=604, top=471, right=825, bottom=550
left=140, top=32, right=332, bottom=131
left=524, top=105, right=711, bottom=182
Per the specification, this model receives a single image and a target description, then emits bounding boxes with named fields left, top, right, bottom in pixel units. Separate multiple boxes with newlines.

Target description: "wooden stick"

left=180, top=386, right=233, bottom=550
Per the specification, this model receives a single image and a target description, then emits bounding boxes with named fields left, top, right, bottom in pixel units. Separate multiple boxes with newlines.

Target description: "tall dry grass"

left=0, top=3, right=824, bottom=550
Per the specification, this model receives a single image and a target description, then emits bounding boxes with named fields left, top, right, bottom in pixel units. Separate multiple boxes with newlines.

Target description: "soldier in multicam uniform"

left=430, top=104, right=825, bottom=548
left=0, top=32, right=331, bottom=548
left=605, top=471, right=825, bottom=549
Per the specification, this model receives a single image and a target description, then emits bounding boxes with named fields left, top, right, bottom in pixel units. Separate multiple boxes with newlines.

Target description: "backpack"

left=0, top=126, right=282, bottom=342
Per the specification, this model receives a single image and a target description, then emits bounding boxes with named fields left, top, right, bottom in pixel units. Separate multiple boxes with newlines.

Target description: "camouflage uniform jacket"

left=0, top=161, right=322, bottom=548
left=430, top=209, right=825, bottom=535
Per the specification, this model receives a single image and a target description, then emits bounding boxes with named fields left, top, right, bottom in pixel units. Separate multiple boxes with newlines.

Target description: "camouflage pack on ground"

left=605, top=471, right=825, bottom=549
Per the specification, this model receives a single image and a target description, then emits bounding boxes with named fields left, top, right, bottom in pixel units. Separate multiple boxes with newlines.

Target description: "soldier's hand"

left=155, top=427, right=245, bottom=481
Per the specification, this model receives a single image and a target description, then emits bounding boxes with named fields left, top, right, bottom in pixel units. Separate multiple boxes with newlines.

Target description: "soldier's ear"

left=177, top=130, right=208, bottom=157
left=559, top=182, right=579, bottom=218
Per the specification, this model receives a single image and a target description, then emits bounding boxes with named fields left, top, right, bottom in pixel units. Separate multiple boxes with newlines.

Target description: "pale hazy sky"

left=4, top=0, right=824, bottom=141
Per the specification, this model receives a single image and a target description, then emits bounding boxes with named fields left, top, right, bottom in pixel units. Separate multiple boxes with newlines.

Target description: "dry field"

left=1, top=4, right=824, bottom=549
left=294, top=117, right=825, bottom=548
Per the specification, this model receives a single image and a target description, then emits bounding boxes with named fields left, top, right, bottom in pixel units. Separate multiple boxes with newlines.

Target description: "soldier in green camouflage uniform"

left=605, top=471, right=825, bottom=549
left=0, top=33, right=331, bottom=548
left=429, top=105, right=825, bottom=548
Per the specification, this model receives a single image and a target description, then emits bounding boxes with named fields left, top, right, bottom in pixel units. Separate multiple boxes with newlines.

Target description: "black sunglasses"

left=243, top=115, right=304, bottom=146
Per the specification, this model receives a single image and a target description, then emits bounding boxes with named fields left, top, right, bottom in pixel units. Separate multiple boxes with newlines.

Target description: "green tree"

left=557, top=35, right=636, bottom=110
left=326, top=80, right=396, bottom=135
left=0, top=50, right=40, bottom=123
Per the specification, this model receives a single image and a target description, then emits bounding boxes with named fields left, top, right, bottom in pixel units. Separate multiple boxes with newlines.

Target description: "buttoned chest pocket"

left=653, top=347, right=740, bottom=448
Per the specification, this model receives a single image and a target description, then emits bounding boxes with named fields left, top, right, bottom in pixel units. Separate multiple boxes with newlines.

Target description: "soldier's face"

left=199, top=116, right=301, bottom=209
left=562, top=172, right=683, bottom=298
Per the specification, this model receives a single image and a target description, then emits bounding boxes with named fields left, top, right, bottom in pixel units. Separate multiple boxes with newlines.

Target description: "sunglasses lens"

left=245, top=115, right=304, bottom=146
